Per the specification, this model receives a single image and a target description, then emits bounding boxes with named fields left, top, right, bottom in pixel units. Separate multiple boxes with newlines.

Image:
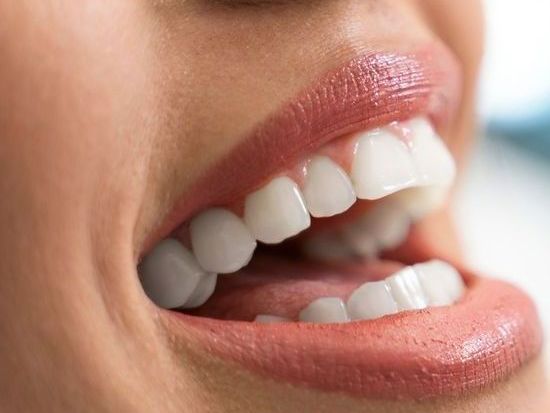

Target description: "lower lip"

left=164, top=238, right=542, bottom=400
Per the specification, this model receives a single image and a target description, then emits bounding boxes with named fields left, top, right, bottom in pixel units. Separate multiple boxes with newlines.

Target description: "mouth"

left=136, top=43, right=542, bottom=399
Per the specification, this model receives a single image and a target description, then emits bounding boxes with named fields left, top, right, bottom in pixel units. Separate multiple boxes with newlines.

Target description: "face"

left=0, top=1, right=547, bottom=412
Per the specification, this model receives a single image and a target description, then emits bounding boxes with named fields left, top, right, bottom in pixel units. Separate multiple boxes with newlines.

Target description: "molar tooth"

left=139, top=239, right=204, bottom=309
left=351, top=129, right=417, bottom=200
left=254, top=314, right=291, bottom=323
left=346, top=281, right=398, bottom=320
left=386, top=266, right=428, bottom=311
left=299, top=297, right=350, bottom=323
left=358, top=201, right=410, bottom=250
left=303, top=156, right=356, bottom=218
left=405, top=117, right=456, bottom=187
left=180, top=273, right=218, bottom=309
left=190, top=208, right=256, bottom=274
left=244, top=176, right=311, bottom=244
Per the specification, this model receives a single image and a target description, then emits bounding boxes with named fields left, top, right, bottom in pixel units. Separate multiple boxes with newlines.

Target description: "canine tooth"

left=358, top=201, right=410, bottom=250
left=299, top=297, right=350, bottom=323
left=346, top=281, right=398, bottom=320
left=244, top=176, right=311, bottom=244
left=181, top=273, right=218, bottom=309
left=386, top=266, right=428, bottom=311
left=303, top=233, right=354, bottom=261
left=351, top=129, right=417, bottom=200
left=405, top=117, right=456, bottom=186
left=303, top=156, right=356, bottom=218
left=190, top=208, right=256, bottom=274
left=139, top=239, right=204, bottom=309
left=254, top=314, right=291, bottom=323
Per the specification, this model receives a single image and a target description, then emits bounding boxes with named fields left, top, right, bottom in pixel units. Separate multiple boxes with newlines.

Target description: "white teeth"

left=386, top=266, right=428, bottom=311
left=140, top=117, right=457, bottom=313
left=351, top=129, right=417, bottom=200
left=350, top=117, right=455, bottom=201
left=347, top=280, right=399, bottom=320
left=303, top=156, right=356, bottom=218
left=405, top=118, right=456, bottom=187
left=415, top=260, right=464, bottom=305
left=244, top=176, right=311, bottom=244
left=254, top=314, right=291, bottom=323
left=391, top=186, right=448, bottom=221
left=299, top=297, right=350, bottom=323
left=295, top=260, right=465, bottom=323
left=357, top=201, right=410, bottom=250
left=180, top=273, right=218, bottom=309
left=139, top=239, right=205, bottom=309
left=190, top=208, right=256, bottom=274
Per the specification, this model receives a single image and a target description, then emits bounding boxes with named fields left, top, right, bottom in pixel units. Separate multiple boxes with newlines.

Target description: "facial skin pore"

left=0, top=1, right=547, bottom=412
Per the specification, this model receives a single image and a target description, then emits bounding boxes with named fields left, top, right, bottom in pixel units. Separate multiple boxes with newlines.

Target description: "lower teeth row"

left=255, top=260, right=465, bottom=324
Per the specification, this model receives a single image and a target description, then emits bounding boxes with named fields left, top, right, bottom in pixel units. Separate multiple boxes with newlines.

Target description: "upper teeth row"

left=139, top=117, right=455, bottom=309
left=256, top=260, right=465, bottom=324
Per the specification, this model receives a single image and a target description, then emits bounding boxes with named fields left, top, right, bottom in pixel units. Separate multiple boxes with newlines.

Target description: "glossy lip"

left=164, top=230, right=543, bottom=400
left=142, top=42, right=461, bottom=255
left=145, top=43, right=541, bottom=398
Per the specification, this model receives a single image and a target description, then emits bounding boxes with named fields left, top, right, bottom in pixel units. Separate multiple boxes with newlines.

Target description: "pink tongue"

left=188, top=257, right=404, bottom=321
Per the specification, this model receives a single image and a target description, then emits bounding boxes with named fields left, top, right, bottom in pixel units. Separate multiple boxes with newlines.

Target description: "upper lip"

left=142, top=41, right=461, bottom=256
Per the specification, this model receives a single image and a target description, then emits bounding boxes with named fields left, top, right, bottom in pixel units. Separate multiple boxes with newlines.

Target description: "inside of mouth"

left=138, top=117, right=465, bottom=324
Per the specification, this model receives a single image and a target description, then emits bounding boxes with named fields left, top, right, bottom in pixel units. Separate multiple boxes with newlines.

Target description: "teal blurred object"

left=479, top=1, right=550, bottom=161
left=486, top=99, right=550, bottom=159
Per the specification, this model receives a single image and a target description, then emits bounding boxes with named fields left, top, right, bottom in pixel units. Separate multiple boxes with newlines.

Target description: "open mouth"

left=136, top=44, right=542, bottom=399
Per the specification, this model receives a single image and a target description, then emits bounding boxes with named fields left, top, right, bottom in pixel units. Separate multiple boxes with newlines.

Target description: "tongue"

left=187, top=256, right=404, bottom=321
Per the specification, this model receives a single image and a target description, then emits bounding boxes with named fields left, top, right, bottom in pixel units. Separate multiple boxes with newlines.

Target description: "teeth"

left=337, top=200, right=410, bottom=259
left=415, top=260, right=464, bottom=305
left=190, top=208, right=256, bottom=273
left=357, top=201, right=410, bottom=250
left=244, top=176, right=311, bottom=244
left=140, top=116, right=457, bottom=313
left=303, top=156, right=356, bottom=218
left=299, top=260, right=464, bottom=323
left=180, top=273, right=218, bottom=309
left=405, top=118, right=456, bottom=186
left=351, top=129, right=417, bottom=200
left=139, top=239, right=206, bottom=309
left=346, top=280, right=398, bottom=320
left=254, top=314, right=291, bottom=323
left=299, top=297, right=350, bottom=323
left=386, top=266, right=428, bottom=310
left=391, top=186, right=448, bottom=221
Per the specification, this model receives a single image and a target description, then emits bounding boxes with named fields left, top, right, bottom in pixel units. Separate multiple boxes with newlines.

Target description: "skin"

left=0, top=0, right=547, bottom=412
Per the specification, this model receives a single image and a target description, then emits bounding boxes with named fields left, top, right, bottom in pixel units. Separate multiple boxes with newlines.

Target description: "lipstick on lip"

left=144, top=42, right=461, bottom=255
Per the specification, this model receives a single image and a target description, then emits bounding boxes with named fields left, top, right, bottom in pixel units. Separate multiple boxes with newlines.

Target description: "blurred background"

left=453, top=0, right=550, bottom=354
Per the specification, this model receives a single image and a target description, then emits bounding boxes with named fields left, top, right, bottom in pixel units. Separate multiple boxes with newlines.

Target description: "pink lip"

left=148, top=43, right=542, bottom=398
left=143, top=42, right=461, bottom=255
left=166, top=233, right=542, bottom=399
